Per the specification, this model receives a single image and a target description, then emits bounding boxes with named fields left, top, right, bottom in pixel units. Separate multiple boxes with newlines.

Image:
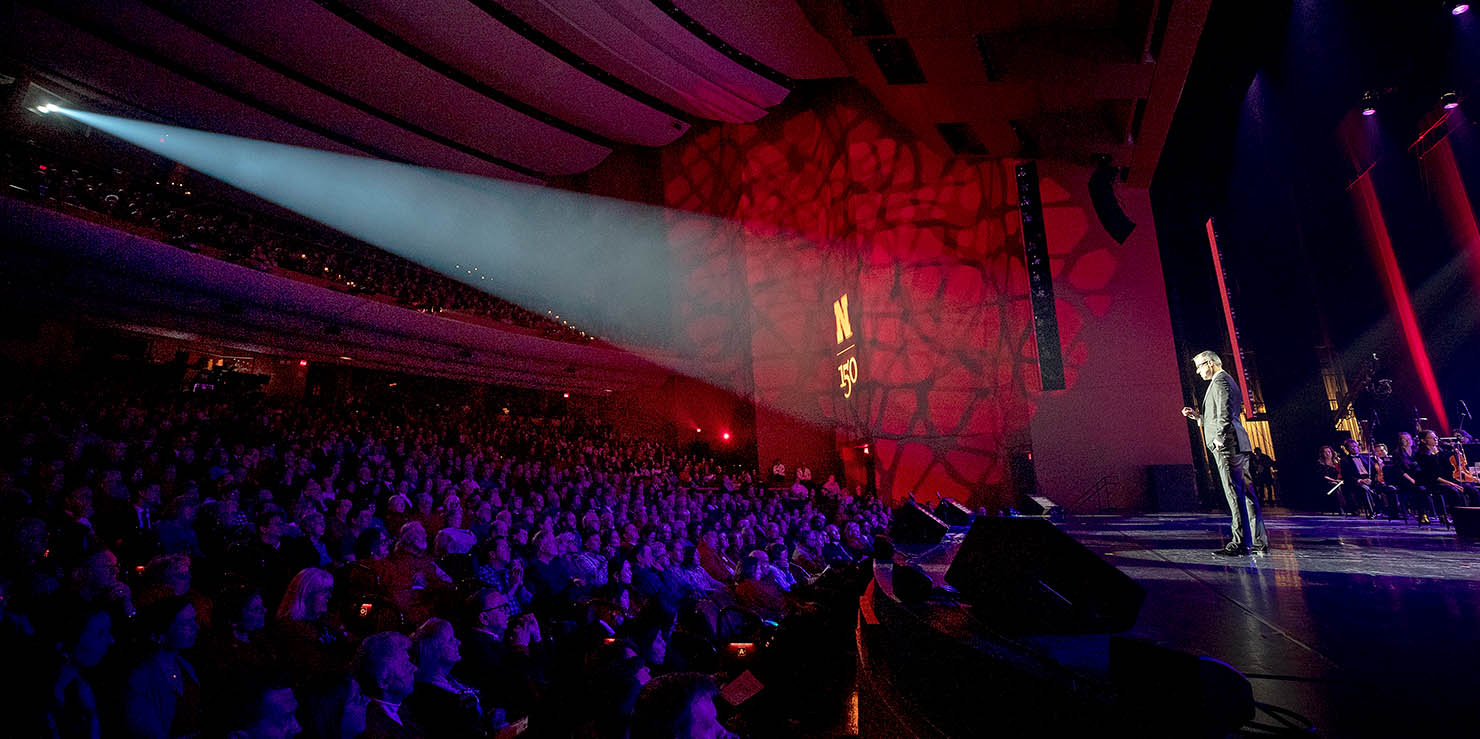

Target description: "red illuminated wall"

left=663, top=88, right=1190, bottom=508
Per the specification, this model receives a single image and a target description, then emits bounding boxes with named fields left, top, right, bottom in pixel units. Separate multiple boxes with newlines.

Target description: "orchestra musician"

left=1338, top=439, right=1392, bottom=518
left=1450, top=430, right=1478, bottom=486
left=1415, top=430, right=1479, bottom=515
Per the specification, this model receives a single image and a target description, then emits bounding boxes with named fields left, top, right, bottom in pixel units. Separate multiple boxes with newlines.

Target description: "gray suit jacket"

left=1202, top=370, right=1252, bottom=454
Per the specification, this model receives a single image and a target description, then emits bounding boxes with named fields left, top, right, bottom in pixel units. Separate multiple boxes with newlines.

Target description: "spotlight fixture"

left=1442, top=91, right=1461, bottom=109
left=1361, top=90, right=1378, bottom=116
left=1450, top=3, right=1470, bottom=16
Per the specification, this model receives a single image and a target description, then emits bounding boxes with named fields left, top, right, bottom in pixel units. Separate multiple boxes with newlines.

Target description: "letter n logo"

left=834, top=294, right=853, bottom=345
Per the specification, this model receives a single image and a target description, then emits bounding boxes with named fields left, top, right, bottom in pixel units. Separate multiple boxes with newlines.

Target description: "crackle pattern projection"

left=663, top=96, right=1120, bottom=507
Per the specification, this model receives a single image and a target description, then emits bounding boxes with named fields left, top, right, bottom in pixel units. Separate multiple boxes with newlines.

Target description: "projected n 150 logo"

left=834, top=294, right=860, bottom=400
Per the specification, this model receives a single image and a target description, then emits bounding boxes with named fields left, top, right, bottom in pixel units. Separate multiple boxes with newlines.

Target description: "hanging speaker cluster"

left=1088, top=156, right=1136, bottom=244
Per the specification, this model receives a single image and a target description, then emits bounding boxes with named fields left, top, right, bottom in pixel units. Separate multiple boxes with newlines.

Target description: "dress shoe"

left=1212, top=545, right=1248, bottom=556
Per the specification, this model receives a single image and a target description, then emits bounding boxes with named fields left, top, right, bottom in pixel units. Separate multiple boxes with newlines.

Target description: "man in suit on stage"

left=1181, top=351, right=1269, bottom=555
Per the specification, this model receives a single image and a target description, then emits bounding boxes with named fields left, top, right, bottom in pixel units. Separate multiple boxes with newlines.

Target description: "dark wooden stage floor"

left=1058, top=512, right=1480, bottom=737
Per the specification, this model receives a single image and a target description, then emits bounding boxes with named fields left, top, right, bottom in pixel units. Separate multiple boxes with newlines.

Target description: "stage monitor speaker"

left=1147, top=464, right=1199, bottom=512
left=1017, top=494, right=1063, bottom=520
left=1088, top=163, right=1136, bottom=244
left=945, top=517, right=1145, bottom=635
left=892, top=500, right=948, bottom=544
left=934, top=497, right=975, bottom=526
left=1453, top=507, right=1480, bottom=538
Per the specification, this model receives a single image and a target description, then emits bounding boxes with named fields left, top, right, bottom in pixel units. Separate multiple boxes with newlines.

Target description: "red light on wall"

left=298, top=360, right=308, bottom=367
left=863, top=445, right=870, bottom=455
left=38, top=165, right=47, bottom=171
left=695, top=427, right=702, bottom=433
left=722, top=432, right=731, bottom=441
left=563, top=392, right=570, bottom=399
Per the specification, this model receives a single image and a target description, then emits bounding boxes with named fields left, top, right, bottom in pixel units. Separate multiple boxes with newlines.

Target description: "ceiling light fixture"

left=1361, top=90, right=1378, bottom=116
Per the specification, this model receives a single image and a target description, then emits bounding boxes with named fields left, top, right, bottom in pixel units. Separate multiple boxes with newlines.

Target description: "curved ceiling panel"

left=500, top=0, right=768, bottom=122
left=150, top=0, right=609, bottom=175
left=340, top=0, right=689, bottom=147
left=669, top=0, right=847, bottom=80
left=588, top=0, right=789, bottom=108
left=36, top=0, right=541, bottom=182
left=11, top=8, right=368, bottom=160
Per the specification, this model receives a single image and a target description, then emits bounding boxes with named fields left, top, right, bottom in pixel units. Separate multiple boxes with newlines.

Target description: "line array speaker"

left=1015, top=162, right=1065, bottom=390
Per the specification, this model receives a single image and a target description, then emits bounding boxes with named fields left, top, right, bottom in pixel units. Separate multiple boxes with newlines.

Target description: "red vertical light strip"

left=1427, top=139, right=1480, bottom=292
left=1204, top=219, right=1254, bottom=414
left=1351, top=175, right=1451, bottom=433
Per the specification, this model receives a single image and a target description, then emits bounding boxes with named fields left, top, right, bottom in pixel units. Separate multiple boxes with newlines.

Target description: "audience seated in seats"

left=0, top=367, right=894, bottom=739
left=41, top=604, right=114, bottom=739
left=630, top=672, right=733, bottom=739
left=695, top=529, right=734, bottom=584
left=2, top=141, right=594, bottom=343
left=582, top=648, right=651, bottom=739
left=122, top=595, right=203, bottom=738
left=672, top=542, right=724, bottom=595
left=224, top=673, right=303, bottom=739
left=354, top=632, right=423, bottom=738
left=407, top=617, right=490, bottom=738
left=206, top=584, right=276, bottom=681
left=384, top=522, right=453, bottom=625
left=452, top=588, right=512, bottom=704
left=273, top=567, right=354, bottom=736
left=731, top=553, right=788, bottom=622
left=790, top=528, right=828, bottom=579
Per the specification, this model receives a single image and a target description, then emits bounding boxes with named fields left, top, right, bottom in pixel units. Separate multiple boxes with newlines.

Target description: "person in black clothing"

left=354, top=631, right=423, bottom=738
left=228, top=509, right=292, bottom=609
left=1338, top=439, right=1390, bottom=518
left=407, top=617, right=490, bottom=738
left=1416, top=430, right=1479, bottom=512
left=452, top=588, right=512, bottom=703
left=1388, top=433, right=1437, bottom=523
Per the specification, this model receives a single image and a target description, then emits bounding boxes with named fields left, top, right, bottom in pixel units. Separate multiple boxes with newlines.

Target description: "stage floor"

left=1061, top=511, right=1480, bottom=737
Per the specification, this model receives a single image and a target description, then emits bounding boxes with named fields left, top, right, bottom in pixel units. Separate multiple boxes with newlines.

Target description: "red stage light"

left=38, top=165, right=46, bottom=171
left=722, top=432, right=731, bottom=441
left=298, top=360, right=308, bottom=367
left=1352, top=176, right=1450, bottom=432
left=563, top=392, right=570, bottom=399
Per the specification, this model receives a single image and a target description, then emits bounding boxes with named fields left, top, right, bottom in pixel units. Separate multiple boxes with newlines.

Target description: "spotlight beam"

left=52, top=108, right=675, bottom=346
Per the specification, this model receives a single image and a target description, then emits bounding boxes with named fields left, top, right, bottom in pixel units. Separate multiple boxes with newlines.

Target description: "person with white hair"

left=1181, top=350, right=1269, bottom=555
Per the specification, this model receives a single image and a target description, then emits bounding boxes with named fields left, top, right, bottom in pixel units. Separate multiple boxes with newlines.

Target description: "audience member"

left=0, top=367, right=891, bottom=738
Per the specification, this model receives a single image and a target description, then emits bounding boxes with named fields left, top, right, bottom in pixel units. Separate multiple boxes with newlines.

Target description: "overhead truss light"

left=1441, top=91, right=1461, bottom=109
left=1361, top=90, right=1379, bottom=116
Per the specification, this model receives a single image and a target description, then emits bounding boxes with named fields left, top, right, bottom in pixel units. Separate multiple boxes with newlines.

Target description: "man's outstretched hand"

left=1181, top=406, right=1201, bottom=421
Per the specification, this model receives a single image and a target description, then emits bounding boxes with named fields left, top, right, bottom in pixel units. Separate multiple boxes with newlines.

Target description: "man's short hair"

left=352, top=631, right=411, bottom=698
left=1193, top=350, right=1222, bottom=369
left=631, top=672, right=718, bottom=739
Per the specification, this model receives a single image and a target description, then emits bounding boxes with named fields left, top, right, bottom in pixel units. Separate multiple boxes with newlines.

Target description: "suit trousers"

left=1213, top=449, right=1267, bottom=549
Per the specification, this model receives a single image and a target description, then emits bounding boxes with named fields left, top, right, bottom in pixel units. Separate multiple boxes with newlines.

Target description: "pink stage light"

left=1361, top=107, right=1377, bottom=117
left=1352, top=176, right=1450, bottom=433
left=1453, top=4, right=1470, bottom=16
